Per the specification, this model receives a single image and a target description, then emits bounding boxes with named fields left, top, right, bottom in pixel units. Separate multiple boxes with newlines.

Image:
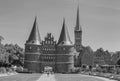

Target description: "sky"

left=0, top=0, right=120, bottom=52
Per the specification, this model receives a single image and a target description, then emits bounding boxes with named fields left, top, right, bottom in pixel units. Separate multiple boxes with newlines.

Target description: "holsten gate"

left=24, top=6, right=82, bottom=73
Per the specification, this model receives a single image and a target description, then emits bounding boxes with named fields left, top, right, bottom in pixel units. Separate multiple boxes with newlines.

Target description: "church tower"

left=24, top=17, right=42, bottom=72
left=74, top=4, right=82, bottom=52
left=56, top=18, right=75, bottom=73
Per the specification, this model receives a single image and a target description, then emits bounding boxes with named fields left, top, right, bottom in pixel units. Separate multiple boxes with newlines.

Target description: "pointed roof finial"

left=75, top=0, right=82, bottom=31
left=63, top=17, right=65, bottom=26
left=78, top=0, right=79, bottom=5
left=35, top=15, right=37, bottom=20
left=26, top=16, right=41, bottom=45
left=57, top=18, right=73, bottom=46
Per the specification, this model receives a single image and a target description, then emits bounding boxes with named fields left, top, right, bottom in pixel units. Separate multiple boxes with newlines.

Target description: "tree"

left=0, top=36, right=24, bottom=67
left=4, top=44, right=24, bottom=66
left=0, top=36, right=4, bottom=44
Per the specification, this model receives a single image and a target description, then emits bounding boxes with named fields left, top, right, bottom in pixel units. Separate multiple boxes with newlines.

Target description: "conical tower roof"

left=57, top=18, right=73, bottom=46
left=26, top=17, right=41, bottom=45
left=75, top=4, right=82, bottom=31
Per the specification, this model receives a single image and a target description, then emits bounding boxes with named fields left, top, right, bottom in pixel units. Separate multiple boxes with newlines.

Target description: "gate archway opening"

left=44, top=66, right=53, bottom=73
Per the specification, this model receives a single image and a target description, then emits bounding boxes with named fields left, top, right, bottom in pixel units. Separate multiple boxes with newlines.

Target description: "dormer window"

left=37, top=47, right=40, bottom=51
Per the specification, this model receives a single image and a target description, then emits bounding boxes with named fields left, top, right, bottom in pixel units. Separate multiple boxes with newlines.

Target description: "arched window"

left=48, top=41, right=50, bottom=44
left=29, top=46, right=32, bottom=50
left=37, top=47, right=40, bottom=51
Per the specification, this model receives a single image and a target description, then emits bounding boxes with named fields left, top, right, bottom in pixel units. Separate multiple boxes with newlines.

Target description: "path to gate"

left=36, top=74, right=56, bottom=81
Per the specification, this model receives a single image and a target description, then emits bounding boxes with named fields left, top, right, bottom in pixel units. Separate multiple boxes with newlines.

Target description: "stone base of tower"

left=56, top=63, right=74, bottom=73
left=24, top=61, right=41, bottom=73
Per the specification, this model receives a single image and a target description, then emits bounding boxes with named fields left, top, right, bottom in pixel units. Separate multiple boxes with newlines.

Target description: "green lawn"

left=0, top=73, right=41, bottom=81
left=55, top=74, right=106, bottom=81
left=0, top=73, right=109, bottom=81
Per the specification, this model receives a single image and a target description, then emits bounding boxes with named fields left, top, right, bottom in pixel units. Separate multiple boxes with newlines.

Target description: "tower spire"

left=57, top=18, right=72, bottom=46
left=75, top=1, right=82, bottom=31
left=74, top=1, right=82, bottom=52
left=26, top=16, right=41, bottom=45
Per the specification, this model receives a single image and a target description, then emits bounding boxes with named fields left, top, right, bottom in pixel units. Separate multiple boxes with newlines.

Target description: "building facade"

left=24, top=17, right=76, bottom=73
left=23, top=3, right=85, bottom=73
left=40, top=33, right=57, bottom=72
left=93, top=48, right=113, bottom=66
left=24, top=4, right=115, bottom=71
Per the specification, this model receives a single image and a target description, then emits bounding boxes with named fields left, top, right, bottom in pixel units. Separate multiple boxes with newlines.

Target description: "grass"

left=0, top=73, right=114, bottom=81
left=0, top=73, right=41, bottom=81
left=55, top=74, right=106, bottom=81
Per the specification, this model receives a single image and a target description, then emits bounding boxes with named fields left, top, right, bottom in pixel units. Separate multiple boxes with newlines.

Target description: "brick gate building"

left=24, top=5, right=82, bottom=73
left=24, top=18, right=76, bottom=73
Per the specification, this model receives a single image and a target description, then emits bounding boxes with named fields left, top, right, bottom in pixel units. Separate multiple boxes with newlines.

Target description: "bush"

left=6, top=68, right=13, bottom=73
left=0, top=67, right=6, bottom=73
left=16, top=66, right=23, bottom=72
left=70, top=68, right=80, bottom=73
left=18, top=68, right=33, bottom=73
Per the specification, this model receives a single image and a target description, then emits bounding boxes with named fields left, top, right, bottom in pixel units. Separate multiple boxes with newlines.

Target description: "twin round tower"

left=24, top=5, right=82, bottom=73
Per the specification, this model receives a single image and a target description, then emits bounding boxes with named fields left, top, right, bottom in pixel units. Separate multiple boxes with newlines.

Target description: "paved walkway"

left=36, top=74, right=56, bottom=81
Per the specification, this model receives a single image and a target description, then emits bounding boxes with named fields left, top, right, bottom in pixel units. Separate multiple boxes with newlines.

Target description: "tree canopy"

left=0, top=43, right=24, bottom=67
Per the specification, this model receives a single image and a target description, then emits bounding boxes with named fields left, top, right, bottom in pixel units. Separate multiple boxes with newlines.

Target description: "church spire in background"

left=74, top=1, right=82, bottom=52
left=75, top=1, right=82, bottom=31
